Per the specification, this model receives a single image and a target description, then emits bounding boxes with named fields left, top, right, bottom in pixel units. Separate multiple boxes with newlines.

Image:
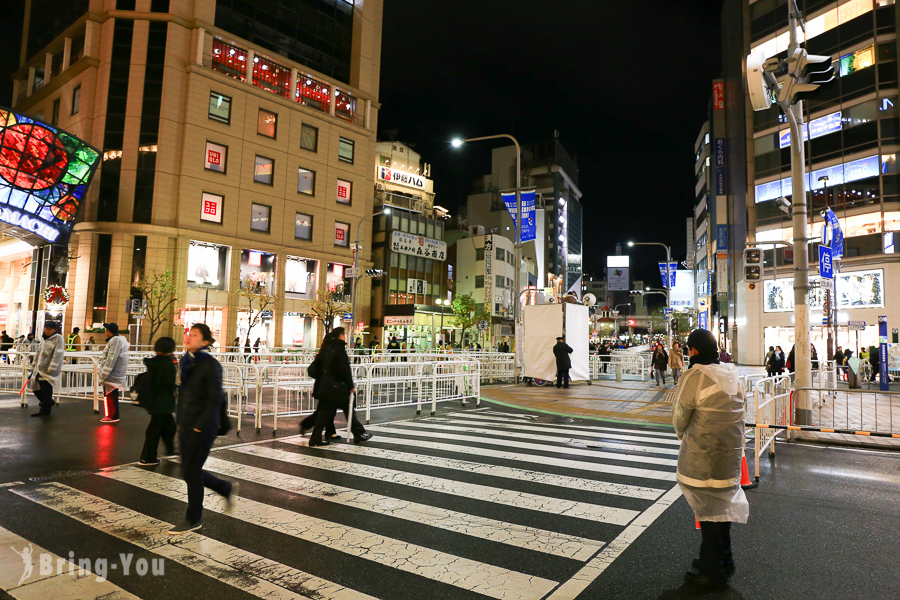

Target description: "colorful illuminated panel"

left=0, top=108, right=100, bottom=244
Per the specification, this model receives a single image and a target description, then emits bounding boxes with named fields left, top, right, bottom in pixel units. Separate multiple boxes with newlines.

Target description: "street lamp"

left=613, top=302, right=631, bottom=338
left=453, top=134, right=523, bottom=380
left=349, top=208, right=390, bottom=348
left=436, top=297, right=452, bottom=348
left=627, top=241, right=673, bottom=346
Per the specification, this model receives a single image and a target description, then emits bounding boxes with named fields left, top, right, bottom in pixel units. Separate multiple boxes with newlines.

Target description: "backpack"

left=131, top=371, right=154, bottom=412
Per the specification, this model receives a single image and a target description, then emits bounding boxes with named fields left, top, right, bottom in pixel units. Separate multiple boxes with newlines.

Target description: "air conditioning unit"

left=470, top=225, right=485, bottom=236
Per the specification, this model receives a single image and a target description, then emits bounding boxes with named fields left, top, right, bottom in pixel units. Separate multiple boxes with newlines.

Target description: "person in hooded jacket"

left=669, top=341, right=685, bottom=385
left=99, top=323, right=129, bottom=423
left=29, top=322, right=65, bottom=417
left=674, top=328, right=749, bottom=590
left=138, top=337, right=177, bottom=466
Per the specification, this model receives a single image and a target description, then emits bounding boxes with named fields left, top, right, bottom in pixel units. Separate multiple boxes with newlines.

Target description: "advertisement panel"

left=390, top=231, right=447, bottom=261
left=607, top=266, right=629, bottom=291
left=500, top=191, right=536, bottom=242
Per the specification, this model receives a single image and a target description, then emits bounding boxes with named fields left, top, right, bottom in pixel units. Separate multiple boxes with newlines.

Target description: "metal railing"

left=589, top=353, right=648, bottom=381
left=751, top=375, right=794, bottom=480
left=800, top=385, right=900, bottom=436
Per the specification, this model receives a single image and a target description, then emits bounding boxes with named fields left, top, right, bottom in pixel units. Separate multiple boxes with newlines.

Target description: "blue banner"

left=879, top=316, right=889, bottom=391
left=715, top=168, right=727, bottom=195
left=699, top=312, right=708, bottom=330
left=657, top=262, right=677, bottom=288
left=500, top=191, right=536, bottom=242
left=824, top=208, right=844, bottom=260
left=714, top=138, right=727, bottom=167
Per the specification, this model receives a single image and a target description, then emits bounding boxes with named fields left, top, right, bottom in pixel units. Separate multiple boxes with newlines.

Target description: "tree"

left=302, top=283, right=351, bottom=339
left=134, top=270, right=178, bottom=344
left=450, top=292, right=490, bottom=344
left=235, top=275, right=276, bottom=345
left=648, top=307, right=692, bottom=341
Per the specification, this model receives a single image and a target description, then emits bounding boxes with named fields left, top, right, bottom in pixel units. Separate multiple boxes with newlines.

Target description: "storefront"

left=282, top=312, right=317, bottom=348
left=187, top=241, right=231, bottom=290
left=179, top=305, right=225, bottom=347
left=241, top=248, right=277, bottom=292
left=237, top=309, right=274, bottom=348
left=285, top=256, right=318, bottom=299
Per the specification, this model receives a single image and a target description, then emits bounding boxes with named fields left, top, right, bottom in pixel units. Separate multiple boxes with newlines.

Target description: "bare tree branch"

left=134, top=270, right=177, bottom=344
left=235, top=276, right=277, bottom=345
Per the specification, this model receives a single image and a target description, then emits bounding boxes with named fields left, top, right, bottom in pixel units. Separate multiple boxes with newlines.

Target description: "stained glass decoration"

left=0, top=108, right=100, bottom=245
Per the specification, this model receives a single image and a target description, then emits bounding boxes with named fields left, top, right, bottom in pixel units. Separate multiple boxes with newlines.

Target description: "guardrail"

left=799, top=386, right=900, bottom=436
left=589, top=353, right=647, bottom=381
left=748, top=374, right=793, bottom=481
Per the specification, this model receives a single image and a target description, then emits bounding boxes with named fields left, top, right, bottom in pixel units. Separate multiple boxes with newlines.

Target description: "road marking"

left=277, top=437, right=665, bottom=500
left=227, top=445, right=638, bottom=526
left=96, top=467, right=558, bottom=600
left=11, top=483, right=374, bottom=600
left=195, top=455, right=605, bottom=560
left=429, top=418, right=682, bottom=447
left=543, top=486, right=684, bottom=600
left=447, top=412, right=678, bottom=437
left=338, top=432, right=676, bottom=481
left=0, top=482, right=25, bottom=489
left=367, top=424, right=679, bottom=466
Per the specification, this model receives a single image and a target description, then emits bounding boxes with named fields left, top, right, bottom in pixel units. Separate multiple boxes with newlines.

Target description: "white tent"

left=523, top=303, right=590, bottom=382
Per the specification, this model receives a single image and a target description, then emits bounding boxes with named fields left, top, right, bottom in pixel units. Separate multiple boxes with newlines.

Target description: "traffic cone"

left=740, top=446, right=758, bottom=489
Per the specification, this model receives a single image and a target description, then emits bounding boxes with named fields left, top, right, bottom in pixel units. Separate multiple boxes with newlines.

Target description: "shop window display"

left=764, top=268, right=884, bottom=312
left=286, top=256, right=318, bottom=299
left=240, top=248, right=277, bottom=293
left=283, top=312, right=316, bottom=348
left=186, top=240, right=229, bottom=290
left=326, top=262, right=352, bottom=301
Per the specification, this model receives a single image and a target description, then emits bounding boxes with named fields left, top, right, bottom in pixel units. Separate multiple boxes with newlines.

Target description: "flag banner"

left=500, top=191, right=536, bottom=242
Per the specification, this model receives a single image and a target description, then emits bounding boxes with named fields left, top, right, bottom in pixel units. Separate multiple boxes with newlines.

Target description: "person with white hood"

left=99, top=322, right=129, bottom=423
left=673, top=328, right=749, bottom=590
left=29, top=322, right=65, bottom=417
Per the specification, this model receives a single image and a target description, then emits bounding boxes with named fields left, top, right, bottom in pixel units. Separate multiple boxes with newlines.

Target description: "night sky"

left=0, top=0, right=724, bottom=285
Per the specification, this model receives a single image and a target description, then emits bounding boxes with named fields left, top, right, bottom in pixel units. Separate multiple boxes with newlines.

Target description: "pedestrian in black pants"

left=138, top=337, right=178, bottom=466
left=168, top=324, right=238, bottom=535
left=553, top=336, right=573, bottom=389
left=308, top=327, right=372, bottom=446
left=29, top=322, right=65, bottom=417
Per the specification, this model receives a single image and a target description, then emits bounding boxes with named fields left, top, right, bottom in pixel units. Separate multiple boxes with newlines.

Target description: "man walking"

left=553, top=336, right=573, bottom=389
left=168, top=323, right=237, bottom=534
left=29, top=322, right=65, bottom=417
left=674, top=329, right=749, bottom=590
left=138, top=337, right=178, bottom=466
left=99, top=323, right=129, bottom=423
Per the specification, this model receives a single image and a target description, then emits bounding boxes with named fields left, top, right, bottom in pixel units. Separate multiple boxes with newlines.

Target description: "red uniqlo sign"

left=713, top=81, right=725, bottom=110
left=203, top=200, right=217, bottom=216
left=200, top=193, right=222, bottom=223
left=336, top=179, right=351, bottom=203
left=335, top=228, right=345, bottom=241
left=207, top=149, right=221, bottom=165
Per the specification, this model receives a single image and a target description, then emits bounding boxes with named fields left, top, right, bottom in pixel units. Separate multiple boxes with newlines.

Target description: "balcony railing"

left=211, top=39, right=247, bottom=82
left=252, top=54, right=291, bottom=98
left=335, top=88, right=357, bottom=124
left=296, top=74, right=331, bottom=113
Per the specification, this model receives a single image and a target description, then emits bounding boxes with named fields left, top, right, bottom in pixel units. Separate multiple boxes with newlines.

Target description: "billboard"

left=607, top=266, right=629, bottom=291
left=0, top=108, right=100, bottom=245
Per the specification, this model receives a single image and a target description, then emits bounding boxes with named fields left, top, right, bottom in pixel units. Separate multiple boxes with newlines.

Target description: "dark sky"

left=0, top=0, right=724, bottom=285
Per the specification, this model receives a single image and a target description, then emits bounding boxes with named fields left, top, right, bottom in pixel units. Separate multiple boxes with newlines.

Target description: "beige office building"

left=7, top=0, right=383, bottom=347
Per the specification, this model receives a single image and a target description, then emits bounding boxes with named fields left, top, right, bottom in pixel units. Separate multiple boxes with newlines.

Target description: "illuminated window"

left=840, top=45, right=875, bottom=77
left=211, top=39, right=247, bottom=82
left=752, top=0, right=874, bottom=56
left=201, top=192, right=223, bottom=223
left=298, top=168, right=315, bottom=195
left=254, top=155, right=274, bottom=185
left=336, top=178, right=351, bottom=204
left=208, top=92, right=231, bottom=124
left=300, top=123, right=318, bottom=151
left=334, top=221, right=350, bottom=247
left=257, top=108, right=277, bottom=138
left=204, top=141, right=227, bottom=173
left=295, top=212, right=313, bottom=240
left=250, top=202, right=270, bottom=232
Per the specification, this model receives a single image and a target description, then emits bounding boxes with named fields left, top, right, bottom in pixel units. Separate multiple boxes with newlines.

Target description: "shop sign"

left=714, top=138, right=727, bottom=167
left=713, top=81, right=724, bottom=110
left=376, top=166, right=433, bottom=193
left=390, top=231, right=446, bottom=261
left=483, top=235, right=493, bottom=314
left=201, top=192, right=223, bottom=223
left=384, top=315, right=414, bottom=326
left=407, top=278, right=426, bottom=294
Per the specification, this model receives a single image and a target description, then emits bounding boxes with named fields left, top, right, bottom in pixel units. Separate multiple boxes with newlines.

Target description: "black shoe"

left=329, top=434, right=343, bottom=440
left=308, top=439, right=331, bottom=447
left=354, top=433, right=373, bottom=442
left=299, top=423, right=311, bottom=436
left=563, top=386, right=569, bottom=389
left=31, top=411, right=51, bottom=417
left=138, top=460, right=160, bottom=466
left=167, top=520, right=202, bottom=535
left=692, top=559, right=735, bottom=576
left=684, top=570, right=728, bottom=590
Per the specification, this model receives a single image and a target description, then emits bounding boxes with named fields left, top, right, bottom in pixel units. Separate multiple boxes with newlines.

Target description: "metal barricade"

left=751, top=375, right=793, bottom=479
left=589, top=353, right=647, bottom=381
left=799, top=386, right=900, bottom=436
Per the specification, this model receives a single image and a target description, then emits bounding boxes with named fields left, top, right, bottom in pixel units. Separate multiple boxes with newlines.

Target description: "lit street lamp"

left=436, top=297, right=452, bottom=348
left=349, top=208, right=390, bottom=348
left=628, top=241, right=673, bottom=346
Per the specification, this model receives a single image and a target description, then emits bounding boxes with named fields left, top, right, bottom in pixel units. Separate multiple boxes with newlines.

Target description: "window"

left=254, top=156, right=274, bottom=184
left=298, top=168, right=315, bottom=195
left=476, top=247, right=484, bottom=261
left=208, top=92, right=231, bottom=123
left=71, top=85, right=81, bottom=115
left=839, top=45, right=875, bottom=77
left=496, top=247, right=505, bottom=260
left=257, top=108, right=277, bottom=138
left=295, top=212, right=313, bottom=240
left=334, top=221, right=350, bottom=246
left=475, top=275, right=484, bottom=288
left=201, top=192, right=223, bottom=223
left=495, top=275, right=504, bottom=287
left=51, top=99, right=60, bottom=125
left=250, top=202, right=271, bottom=232
left=187, top=241, right=230, bottom=290
left=285, top=256, right=318, bottom=299
left=507, top=277, right=513, bottom=287
left=300, top=123, right=318, bottom=151
left=205, top=141, right=227, bottom=173
left=338, top=137, right=354, bottom=163
left=336, top=178, right=352, bottom=204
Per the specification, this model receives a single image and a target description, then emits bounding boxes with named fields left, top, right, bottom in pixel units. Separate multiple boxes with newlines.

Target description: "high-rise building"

left=8, top=0, right=383, bottom=346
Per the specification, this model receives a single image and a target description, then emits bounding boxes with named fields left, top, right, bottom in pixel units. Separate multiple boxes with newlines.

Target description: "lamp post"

left=436, top=297, right=452, bottom=349
left=628, top=241, right=673, bottom=347
left=453, top=134, right=522, bottom=381
left=349, top=208, right=390, bottom=349
left=613, top=302, right=631, bottom=339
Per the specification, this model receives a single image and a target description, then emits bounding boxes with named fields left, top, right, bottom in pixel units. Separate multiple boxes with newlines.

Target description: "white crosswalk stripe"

left=3, top=408, right=682, bottom=600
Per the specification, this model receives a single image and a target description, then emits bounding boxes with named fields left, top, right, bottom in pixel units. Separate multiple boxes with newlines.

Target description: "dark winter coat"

left=143, top=354, right=177, bottom=415
left=553, top=342, right=573, bottom=370
left=310, top=338, right=355, bottom=403
left=652, top=348, right=669, bottom=371
left=834, top=349, right=845, bottom=368
left=176, top=350, right=223, bottom=432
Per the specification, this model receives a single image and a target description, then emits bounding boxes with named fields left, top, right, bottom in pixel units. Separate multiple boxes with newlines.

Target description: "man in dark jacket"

left=553, top=336, right=573, bottom=389
left=834, top=346, right=845, bottom=381
left=169, top=324, right=237, bottom=535
left=139, top=337, right=178, bottom=466
left=309, top=327, right=372, bottom=446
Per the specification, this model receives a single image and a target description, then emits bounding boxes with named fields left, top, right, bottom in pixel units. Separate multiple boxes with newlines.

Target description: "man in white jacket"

left=99, top=322, right=130, bottom=423
left=30, top=322, right=65, bottom=417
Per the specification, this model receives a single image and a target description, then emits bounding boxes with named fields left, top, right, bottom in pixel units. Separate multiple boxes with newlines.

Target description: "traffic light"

left=748, top=48, right=836, bottom=111
left=671, top=318, right=678, bottom=332
left=744, top=248, right=761, bottom=282
left=719, top=316, right=728, bottom=333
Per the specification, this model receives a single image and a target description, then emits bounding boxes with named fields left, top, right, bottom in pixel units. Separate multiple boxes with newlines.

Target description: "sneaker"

left=224, top=482, right=240, bottom=515
left=31, top=411, right=51, bottom=417
left=100, top=417, right=119, bottom=423
left=353, top=433, right=373, bottom=443
left=138, top=460, right=160, bottom=466
left=167, top=520, right=202, bottom=535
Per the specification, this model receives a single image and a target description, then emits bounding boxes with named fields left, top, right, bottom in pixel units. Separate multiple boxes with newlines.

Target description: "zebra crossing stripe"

left=447, top=412, right=679, bottom=438
left=388, top=421, right=680, bottom=456
left=277, top=437, right=665, bottom=500
left=330, top=432, right=676, bottom=481
left=10, top=483, right=376, bottom=600
left=544, top=486, right=685, bottom=600
left=0, top=524, right=141, bottom=600
left=225, top=444, right=638, bottom=526
left=96, top=467, right=559, bottom=600
left=441, top=415, right=681, bottom=445
left=366, top=424, right=679, bottom=466
left=193, top=455, right=604, bottom=560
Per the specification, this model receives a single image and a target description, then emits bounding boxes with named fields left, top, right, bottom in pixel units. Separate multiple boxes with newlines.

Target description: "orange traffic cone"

left=740, top=446, right=758, bottom=489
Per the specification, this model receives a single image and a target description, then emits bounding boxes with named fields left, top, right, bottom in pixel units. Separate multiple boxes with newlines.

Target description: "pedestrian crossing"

left=0, top=408, right=683, bottom=600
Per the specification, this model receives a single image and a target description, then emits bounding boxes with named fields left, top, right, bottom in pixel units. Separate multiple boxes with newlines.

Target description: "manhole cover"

left=29, top=470, right=95, bottom=483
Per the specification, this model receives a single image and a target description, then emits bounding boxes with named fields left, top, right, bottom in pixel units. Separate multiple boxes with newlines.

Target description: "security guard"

left=66, top=327, right=81, bottom=352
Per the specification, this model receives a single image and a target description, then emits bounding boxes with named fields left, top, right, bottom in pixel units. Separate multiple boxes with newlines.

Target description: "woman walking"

left=669, top=341, right=685, bottom=386
left=651, top=342, right=669, bottom=386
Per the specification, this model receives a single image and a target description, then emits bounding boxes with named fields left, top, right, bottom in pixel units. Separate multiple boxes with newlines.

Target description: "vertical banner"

left=824, top=208, right=844, bottom=260
left=879, top=316, right=889, bottom=391
left=483, top=235, right=493, bottom=317
left=657, top=263, right=677, bottom=288
left=500, top=191, right=536, bottom=242
left=699, top=311, right=708, bottom=330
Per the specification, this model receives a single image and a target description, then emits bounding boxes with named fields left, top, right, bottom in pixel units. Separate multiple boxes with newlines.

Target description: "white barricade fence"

left=750, top=374, right=793, bottom=480
left=589, top=353, right=647, bottom=381
left=802, top=385, right=900, bottom=435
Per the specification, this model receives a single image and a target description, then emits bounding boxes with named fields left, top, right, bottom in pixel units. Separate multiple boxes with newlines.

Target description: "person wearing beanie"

left=674, top=328, right=749, bottom=590
left=99, top=323, right=130, bottom=423
left=29, top=322, right=65, bottom=417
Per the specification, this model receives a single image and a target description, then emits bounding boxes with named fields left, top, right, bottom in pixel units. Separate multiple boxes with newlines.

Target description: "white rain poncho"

left=99, top=335, right=130, bottom=390
left=673, top=362, right=749, bottom=523
left=30, top=333, right=65, bottom=390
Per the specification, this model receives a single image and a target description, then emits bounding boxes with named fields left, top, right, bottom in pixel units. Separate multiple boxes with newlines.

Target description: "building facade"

left=9, top=0, right=383, bottom=347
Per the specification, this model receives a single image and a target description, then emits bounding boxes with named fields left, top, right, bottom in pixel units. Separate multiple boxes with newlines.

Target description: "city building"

left=693, top=120, right=715, bottom=335
left=368, top=140, right=453, bottom=348
left=734, top=0, right=900, bottom=363
left=8, top=0, right=383, bottom=347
